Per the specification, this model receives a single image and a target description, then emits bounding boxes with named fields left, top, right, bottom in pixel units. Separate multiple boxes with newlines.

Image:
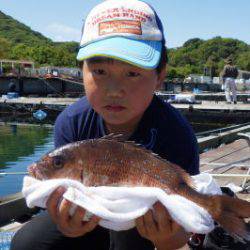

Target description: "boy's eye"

left=93, top=69, right=107, bottom=75
left=127, top=71, right=140, bottom=77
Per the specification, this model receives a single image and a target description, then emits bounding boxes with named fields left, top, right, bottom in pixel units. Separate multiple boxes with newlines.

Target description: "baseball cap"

left=77, top=0, right=165, bottom=69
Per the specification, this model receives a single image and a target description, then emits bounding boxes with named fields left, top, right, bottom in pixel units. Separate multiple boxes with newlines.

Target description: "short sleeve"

left=54, top=111, right=75, bottom=148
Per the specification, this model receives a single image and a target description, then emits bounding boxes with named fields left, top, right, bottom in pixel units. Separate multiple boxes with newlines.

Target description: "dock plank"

left=200, top=139, right=250, bottom=190
left=201, top=140, right=249, bottom=166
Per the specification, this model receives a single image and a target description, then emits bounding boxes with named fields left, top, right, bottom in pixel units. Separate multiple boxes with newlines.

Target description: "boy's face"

left=83, top=58, right=165, bottom=132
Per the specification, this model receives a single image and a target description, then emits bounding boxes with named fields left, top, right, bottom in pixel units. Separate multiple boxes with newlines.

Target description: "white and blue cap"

left=77, top=0, right=165, bottom=69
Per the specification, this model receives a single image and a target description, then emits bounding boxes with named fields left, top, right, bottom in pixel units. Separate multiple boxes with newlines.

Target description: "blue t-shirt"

left=54, top=95, right=199, bottom=175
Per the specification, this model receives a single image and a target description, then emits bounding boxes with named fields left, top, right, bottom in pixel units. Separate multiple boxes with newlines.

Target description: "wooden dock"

left=0, top=96, right=250, bottom=111
left=0, top=97, right=78, bottom=106
left=157, top=91, right=250, bottom=103
left=200, top=137, right=250, bottom=201
left=1, top=96, right=250, bottom=125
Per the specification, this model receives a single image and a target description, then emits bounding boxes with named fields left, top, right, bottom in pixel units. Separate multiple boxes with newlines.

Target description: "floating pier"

left=1, top=95, right=250, bottom=125
left=200, top=135, right=250, bottom=201
left=0, top=76, right=84, bottom=97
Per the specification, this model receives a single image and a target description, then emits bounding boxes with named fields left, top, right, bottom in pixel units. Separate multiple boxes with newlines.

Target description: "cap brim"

left=77, top=37, right=162, bottom=69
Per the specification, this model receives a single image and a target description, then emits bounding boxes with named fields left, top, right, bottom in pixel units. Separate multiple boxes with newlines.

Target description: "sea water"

left=0, top=123, right=54, bottom=197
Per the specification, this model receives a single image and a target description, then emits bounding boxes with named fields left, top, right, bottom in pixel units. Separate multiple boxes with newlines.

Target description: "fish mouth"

left=28, top=164, right=37, bottom=178
left=28, top=163, right=44, bottom=180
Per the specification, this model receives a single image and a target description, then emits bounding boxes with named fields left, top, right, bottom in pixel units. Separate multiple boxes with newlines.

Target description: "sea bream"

left=28, top=134, right=250, bottom=240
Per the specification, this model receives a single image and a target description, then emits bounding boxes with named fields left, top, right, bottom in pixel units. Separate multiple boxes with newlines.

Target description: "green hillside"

left=167, top=37, right=250, bottom=78
left=0, top=11, right=52, bottom=45
left=0, top=10, right=78, bottom=67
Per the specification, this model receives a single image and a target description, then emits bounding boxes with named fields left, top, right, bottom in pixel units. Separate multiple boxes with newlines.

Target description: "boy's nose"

left=106, top=81, right=125, bottom=98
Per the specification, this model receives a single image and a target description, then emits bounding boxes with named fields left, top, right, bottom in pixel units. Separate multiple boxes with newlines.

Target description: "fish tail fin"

left=209, top=195, right=250, bottom=241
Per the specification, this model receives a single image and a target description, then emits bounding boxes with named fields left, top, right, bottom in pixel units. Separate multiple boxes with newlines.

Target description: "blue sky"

left=0, top=0, right=249, bottom=48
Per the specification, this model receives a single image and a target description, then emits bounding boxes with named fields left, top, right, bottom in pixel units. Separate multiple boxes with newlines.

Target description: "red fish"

left=28, top=134, right=250, bottom=240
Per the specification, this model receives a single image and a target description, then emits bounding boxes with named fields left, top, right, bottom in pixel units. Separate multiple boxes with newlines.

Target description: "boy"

left=11, top=0, right=199, bottom=249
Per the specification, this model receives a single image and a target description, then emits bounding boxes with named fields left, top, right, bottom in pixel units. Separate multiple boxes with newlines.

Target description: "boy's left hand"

left=136, top=202, right=190, bottom=250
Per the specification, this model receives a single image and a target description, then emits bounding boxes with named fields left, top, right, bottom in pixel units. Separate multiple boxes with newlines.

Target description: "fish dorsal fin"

left=101, top=133, right=125, bottom=142
left=101, top=134, right=142, bottom=146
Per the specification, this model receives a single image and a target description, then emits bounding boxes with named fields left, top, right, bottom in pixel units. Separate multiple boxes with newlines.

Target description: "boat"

left=0, top=192, right=39, bottom=228
left=0, top=193, right=39, bottom=249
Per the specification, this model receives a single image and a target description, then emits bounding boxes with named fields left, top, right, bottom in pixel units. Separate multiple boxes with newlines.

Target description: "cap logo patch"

left=88, top=8, right=153, bottom=27
left=99, top=20, right=142, bottom=36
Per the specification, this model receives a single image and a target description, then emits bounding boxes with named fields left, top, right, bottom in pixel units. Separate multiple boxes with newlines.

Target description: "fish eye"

left=52, top=156, right=64, bottom=169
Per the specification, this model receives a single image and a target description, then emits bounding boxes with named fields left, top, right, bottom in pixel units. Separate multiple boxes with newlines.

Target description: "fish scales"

left=28, top=136, right=250, bottom=240
left=73, top=139, right=177, bottom=188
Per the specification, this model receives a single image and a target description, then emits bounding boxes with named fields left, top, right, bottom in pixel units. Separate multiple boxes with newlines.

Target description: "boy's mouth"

left=104, top=105, right=126, bottom=112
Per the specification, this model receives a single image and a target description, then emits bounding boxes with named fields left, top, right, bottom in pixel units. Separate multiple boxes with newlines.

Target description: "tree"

left=0, top=37, right=11, bottom=58
left=168, top=37, right=250, bottom=76
left=183, top=38, right=203, bottom=50
left=30, top=46, right=55, bottom=65
left=236, top=51, right=250, bottom=71
left=10, top=43, right=32, bottom=60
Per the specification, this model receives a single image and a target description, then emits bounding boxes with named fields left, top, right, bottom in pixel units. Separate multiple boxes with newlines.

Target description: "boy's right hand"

left=46, top=187, right=100, bottom=237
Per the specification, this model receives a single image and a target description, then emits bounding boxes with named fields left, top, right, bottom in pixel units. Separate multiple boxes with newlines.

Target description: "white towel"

left=22, top=173, right=222, bottom=233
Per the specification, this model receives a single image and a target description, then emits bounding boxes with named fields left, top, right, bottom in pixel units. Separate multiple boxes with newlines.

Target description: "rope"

left=196, top=122, right=250, bottom=137
left=38, top=78, right=65, bottom=97
left=0, top=172, right=28, bottom=176
left=211, top=174, right=250, bottom=178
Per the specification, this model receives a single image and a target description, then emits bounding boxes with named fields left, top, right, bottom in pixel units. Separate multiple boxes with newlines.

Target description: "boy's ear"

left=156, top=65, right=167, bottom=90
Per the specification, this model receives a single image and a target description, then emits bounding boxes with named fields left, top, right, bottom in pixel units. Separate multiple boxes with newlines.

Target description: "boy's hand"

left=136, top=202, right=190, bottom=250
left=46, top=187, right=100, bottom=237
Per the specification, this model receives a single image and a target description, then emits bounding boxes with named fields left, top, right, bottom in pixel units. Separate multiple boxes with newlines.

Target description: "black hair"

left=156, top=45, right=167, bottom=74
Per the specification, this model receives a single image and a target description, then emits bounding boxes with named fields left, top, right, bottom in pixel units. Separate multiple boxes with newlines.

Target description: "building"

left=238, top=70, right=250, bottom=80
left=0, top=59, right=35, bottom=75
